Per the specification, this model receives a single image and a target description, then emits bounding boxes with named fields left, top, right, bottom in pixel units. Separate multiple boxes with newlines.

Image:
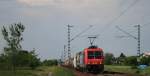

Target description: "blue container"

left=138, top=65, right=147, bottom=69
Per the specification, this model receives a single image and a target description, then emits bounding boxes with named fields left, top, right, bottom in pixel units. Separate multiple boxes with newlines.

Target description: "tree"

left=1, top=23, right=25, bottom=71
left=104, top=53, right=115, bottom=65
left=1, top=23, right=41, bottom=71
left=117, top=53, right=126, bottom=65
left=120, top=52, right=126, bottom=58
left=28, top=50, right=41, bottom=69
left=15, top=50, right=31, bottom=67
left=140, top=56, right=150, bottom=65
left=0, top=54, right=10, bottom=70
left=42, top=59, right=58, bottom=66
left=124, top=56, right=138, bottom=66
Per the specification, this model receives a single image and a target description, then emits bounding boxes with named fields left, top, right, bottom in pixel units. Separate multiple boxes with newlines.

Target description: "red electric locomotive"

left=73, top=46, right=104, bottom=73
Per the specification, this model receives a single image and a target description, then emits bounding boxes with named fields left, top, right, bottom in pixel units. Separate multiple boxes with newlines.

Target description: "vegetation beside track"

left=105, top=65, right=150, bottom=76
left=0, top=66, right=74, bottom=76
left=47, top=66, right=74, bottom=76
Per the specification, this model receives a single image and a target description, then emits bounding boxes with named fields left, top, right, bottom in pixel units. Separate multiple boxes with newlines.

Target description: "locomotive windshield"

left=88, top=51, right=103, bottom=59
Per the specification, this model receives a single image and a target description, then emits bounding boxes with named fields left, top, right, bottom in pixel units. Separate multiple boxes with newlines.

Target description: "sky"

left=0, top=0, right=150, bottom=60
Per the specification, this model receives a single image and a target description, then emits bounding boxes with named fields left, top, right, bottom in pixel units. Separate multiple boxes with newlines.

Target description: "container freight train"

left=73, top=46, right=104, bottom=73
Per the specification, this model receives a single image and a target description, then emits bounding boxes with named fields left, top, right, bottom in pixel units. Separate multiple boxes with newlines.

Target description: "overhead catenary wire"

left=116, top=26, right=137, bottom=39
left=97, top=0, right=140, bottom=36
left=70, top=25, right=93, bottom=42
left=63, top=0, right=141, bottom=62
left=116, top=25, right=141, bottom=56
left=143, top=22, right=150, bottom=27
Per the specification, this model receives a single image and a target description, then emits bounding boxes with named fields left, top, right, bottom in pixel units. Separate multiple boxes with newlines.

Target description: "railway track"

left=74, top=70, right=135, bottom=76
left=62, top=65, right=140, bottom=76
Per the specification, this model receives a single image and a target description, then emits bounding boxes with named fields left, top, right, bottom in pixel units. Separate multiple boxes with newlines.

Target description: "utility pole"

left=116, top=25, right=141, bottom=57
left=67, top=25, right=73, bottom=64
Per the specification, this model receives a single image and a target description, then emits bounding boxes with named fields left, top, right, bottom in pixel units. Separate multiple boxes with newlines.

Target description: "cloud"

left=18, top=0, right=119, bottom=26
left=17, top=0, right=53, bottom=6
left=17, top=0, right=90, bottom=7
left=17, top=0, right=118, bottom=8
left=22, top=10, right=48, bottom=17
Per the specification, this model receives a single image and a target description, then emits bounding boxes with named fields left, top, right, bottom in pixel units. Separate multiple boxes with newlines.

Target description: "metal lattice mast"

left=66, top=25, right=93, bottom=64
left=64, top=45, right=66, bottom=61
left=136, top=25, right=141, bottom=56
left=67, top=25, right=73, bottom=64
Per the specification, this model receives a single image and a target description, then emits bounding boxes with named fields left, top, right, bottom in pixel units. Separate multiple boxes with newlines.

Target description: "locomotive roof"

left=84, top=46, right=103, bottom=51
left=88, top=45, right=98, bottom=48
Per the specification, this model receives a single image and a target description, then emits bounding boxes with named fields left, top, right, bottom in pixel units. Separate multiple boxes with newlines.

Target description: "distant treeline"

left=105, top=52, right=150, bottom=66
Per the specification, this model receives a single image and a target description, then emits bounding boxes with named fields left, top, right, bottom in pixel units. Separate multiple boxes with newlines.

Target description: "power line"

left=143, top=22, right=150, bottom=27
left=116, top=25, right=141, bottom=56
left=70, top=25, right=93, bottom=42
left=116, top=26, right=137, bottom=39
left=97, top=0, right=140, bottom=36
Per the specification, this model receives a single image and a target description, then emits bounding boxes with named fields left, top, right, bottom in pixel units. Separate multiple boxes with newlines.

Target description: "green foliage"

left=0, top=23, right=40, bottom=70
left=104, top=53, right=115, bottom=65
left=131, top=66, right=138, bottom=69
left=29, top=50, right=41, bottom=69
left=15, top=51, right=30, bottom=67
left=1, top=23, right=25, bottom=70
left=2, top=23, right=25, bottom=52
left=124, top=56, right=138, bottom=66
left=49, top=66, right=74, bottom=76
left=42, top=59, right=58, bottom=66
left=105, top=65, right=135, bottom=73
left=139, top=56, right=150, bottom=65
left=15, top=50, right=41, bottom=69
left=105, top=65, right=147, bottom=75
left=119, top=52, right=126, bottom=58
left=115, top=53, right=126, bottom=65
left=0, top=66, right=75, bottom=76
left=0, top=54, right=11, bottom=70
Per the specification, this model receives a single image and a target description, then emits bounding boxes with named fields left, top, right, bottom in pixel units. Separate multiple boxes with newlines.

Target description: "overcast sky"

left=0, top=0, right=150, bottom=60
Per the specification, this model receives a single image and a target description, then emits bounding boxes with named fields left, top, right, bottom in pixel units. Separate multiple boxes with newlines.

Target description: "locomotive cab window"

left=88, top=51, right=94, bottom=59
left=88, top=51, right=103, bottom=59
left=95, top=51, right=101, bottom=59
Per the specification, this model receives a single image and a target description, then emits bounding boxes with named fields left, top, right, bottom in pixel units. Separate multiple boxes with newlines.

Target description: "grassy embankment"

left=105, top=65, right=150, bottom=76
left=0, top=66, right=74, bottom=76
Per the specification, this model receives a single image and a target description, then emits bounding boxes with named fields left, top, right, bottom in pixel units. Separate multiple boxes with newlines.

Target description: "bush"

left=42, top=59, right=58, bottom=66
left=131, top=66, right=138, bottom=69
left=124, top=56, right=138, bottom=66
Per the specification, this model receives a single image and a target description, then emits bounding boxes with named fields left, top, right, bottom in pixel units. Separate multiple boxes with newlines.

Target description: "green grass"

left=48, top=66, right=74, bottom=76
left=0, top=70, right=35, bottom=76
left=105, top=65, right=150, bottom=76
left=105, top=65, right=136, bottom=73
left=0, top=66, right=74, bottom=76
left=140, top=67, right=150, bottom=76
